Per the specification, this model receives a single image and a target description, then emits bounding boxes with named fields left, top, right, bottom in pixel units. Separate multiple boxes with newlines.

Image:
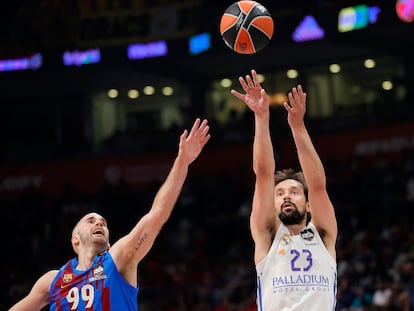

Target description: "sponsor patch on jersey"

left=300, top=228, right=315, bottom=241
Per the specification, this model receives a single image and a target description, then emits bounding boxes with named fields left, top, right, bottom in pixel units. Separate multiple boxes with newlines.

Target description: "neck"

left=286, top=223, right=307, bottom=236
left=75, top=248, right=104, bottom=270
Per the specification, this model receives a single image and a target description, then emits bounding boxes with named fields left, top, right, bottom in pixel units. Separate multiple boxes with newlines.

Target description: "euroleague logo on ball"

left=220, top=0, right=274, bottom=54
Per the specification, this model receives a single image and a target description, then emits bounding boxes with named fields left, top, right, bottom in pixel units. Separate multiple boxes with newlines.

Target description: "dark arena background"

left=1, top=0, right=414, bottom=310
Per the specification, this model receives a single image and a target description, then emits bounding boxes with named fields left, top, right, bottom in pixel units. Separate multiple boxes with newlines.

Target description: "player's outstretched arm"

left=9, top=270, right=58, bottom=311
left=284, top=85, right=337, bottom=258
left=110, top=118, right=211, bottom=284
left=231, top=70, right=277, bottom=264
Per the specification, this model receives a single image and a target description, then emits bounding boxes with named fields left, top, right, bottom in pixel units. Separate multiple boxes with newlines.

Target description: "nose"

left=283, top=195, right=291, bottom=201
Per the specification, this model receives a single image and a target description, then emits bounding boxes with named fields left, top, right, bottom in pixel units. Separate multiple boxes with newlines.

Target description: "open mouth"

left=93, top=229, right=104, bottom=235
left=281, top=202, right=295, bottom=211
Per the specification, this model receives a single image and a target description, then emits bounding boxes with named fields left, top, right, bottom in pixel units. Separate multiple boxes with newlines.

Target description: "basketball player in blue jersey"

left=9, top=118, right=211, bottom=311
left=231, top=70, right=338, bottom=311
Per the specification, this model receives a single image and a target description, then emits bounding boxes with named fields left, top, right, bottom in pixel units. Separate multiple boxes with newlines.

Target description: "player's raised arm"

left=231, top=69, right=277, bottom=264
left=109, top=118, right=211, bottom=284
left=9, top=270, right=58, bottom=311
left=283, top=85, right=337, bottom=258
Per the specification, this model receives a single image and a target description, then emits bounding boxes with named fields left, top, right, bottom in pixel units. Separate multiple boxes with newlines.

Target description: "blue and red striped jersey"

left=49, top=252, right=138, bottom=311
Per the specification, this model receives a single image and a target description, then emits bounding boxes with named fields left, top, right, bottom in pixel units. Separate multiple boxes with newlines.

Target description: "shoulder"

left=42, top=270, right=59, bottom=282
left=34, top=270, right=59, bottom=292
left=306, top=222, right=324, bottom=240
left=308, top=222, right=337, bottom=261
left=101, top=251, right=113, bottom=263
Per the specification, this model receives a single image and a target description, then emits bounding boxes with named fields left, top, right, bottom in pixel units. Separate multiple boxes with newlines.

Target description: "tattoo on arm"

left=134, top=233, right=148, bottom=250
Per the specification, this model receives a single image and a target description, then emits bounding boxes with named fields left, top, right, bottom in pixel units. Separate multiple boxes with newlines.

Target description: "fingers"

left=288, top=91, right=295, bottom=108
left=260, top=88, right=270, bottom=102
left=186, top=118, right=210, bottom=139
left=245, top=74, right=254, bottom=89
left=282, top=101, right=292, bottom=112
left=251, top=69, right=260, bottom=87
left=245, top=69, right=261, bottom=89
left=190, top=118, right=201, bottom=135
left=238, top=76, right=249, bottom=92
left=197, top=119, right=209, bottom=138
left=288, top=85, right=306, bottom=108
left=199, top=119, right=211, bottom=144
left=236, top=69, right=261, bottom=93
left=230, top=89, right=244, bottom=100
left=180, top=129, right=188, bottom=142
left=292, top=85, right=306, bottom=99
left=181, top=118, right=199, bottom=140
left=201, top=126, right=211, bottom=145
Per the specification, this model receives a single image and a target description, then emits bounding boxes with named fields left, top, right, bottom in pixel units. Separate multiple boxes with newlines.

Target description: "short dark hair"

left=274, top=168, right=308, bottom=200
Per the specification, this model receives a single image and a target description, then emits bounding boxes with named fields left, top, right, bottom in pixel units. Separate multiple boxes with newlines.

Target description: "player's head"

left=274, top=169, right=311, bottom=225
left=71, top=212, right=110, bottom=255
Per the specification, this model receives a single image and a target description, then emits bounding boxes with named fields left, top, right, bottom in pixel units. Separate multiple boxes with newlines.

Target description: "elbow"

left=254, top=169, right=274, bottom=180
left=307, top=177, right=327, bottom=196
left=148, top=208, right=171, bottom=229
left=253, top=161, right=275, bottom=177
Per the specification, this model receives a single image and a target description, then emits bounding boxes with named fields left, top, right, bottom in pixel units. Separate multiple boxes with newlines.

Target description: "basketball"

left=220, top=1, right=274, bottom=54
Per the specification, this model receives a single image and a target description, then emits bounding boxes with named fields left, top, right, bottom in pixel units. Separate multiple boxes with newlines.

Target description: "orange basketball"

left=220, top=1, right=274, bottom=54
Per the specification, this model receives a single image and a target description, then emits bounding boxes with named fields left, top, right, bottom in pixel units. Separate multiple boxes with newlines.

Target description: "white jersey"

left=256, top=222, right=337, bottom=311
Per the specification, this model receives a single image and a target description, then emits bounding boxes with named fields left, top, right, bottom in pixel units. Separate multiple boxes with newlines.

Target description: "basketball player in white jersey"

left=231, top=69, right=338, bottom=311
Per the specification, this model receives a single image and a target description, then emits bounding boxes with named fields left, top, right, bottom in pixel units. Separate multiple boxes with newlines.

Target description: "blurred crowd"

left=1, top=132, right=414, bottom=310
left=2, top=0, right=414, bottom=309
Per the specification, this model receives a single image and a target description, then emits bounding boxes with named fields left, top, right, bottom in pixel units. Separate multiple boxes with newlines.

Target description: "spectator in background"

left=372, top=276, right=393, bottom=309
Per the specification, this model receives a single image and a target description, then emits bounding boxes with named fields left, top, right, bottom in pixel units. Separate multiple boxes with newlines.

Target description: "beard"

left=279, top=204, right=307, bottom=225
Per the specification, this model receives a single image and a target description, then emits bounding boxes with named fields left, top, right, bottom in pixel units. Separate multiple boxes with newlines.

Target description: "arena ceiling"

left=0, top=0, right=413, bottom=97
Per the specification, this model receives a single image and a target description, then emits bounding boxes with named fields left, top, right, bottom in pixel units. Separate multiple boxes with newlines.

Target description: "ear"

left=305, top=201, right=311, bottom=212
left=71, top=235, right=80, bottom=247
